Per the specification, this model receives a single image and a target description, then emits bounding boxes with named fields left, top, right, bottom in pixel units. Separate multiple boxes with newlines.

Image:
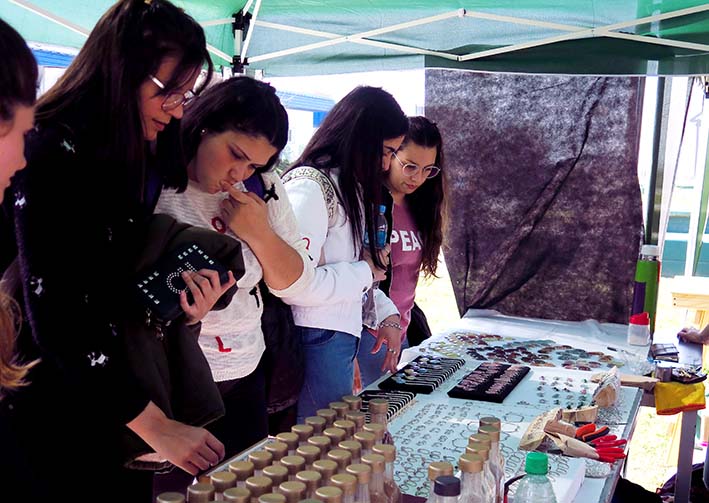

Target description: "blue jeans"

left=296, top=326, right=359, bottom=422
left=357, top=329, right=409, bottom=389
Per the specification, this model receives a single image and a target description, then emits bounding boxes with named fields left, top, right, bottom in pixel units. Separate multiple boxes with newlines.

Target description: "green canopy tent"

left=1, top=0, right=708, bottom=77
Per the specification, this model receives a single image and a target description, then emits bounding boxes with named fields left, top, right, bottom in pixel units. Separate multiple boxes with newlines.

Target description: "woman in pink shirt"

left=357, top=117, right=447, bottom=387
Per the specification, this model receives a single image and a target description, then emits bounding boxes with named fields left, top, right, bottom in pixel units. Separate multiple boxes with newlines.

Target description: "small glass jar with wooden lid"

left=305, top=416, right=327, bottom=435
left=248, top=451, right=274, bottom=477
left=297, top=444, right=321, bottom=470
left=278, top=480, right=307, bottom=503
left=245, top=476, right=274, bottom=503
left=263, top=464, right=289, bottom=491
left=291, top=424, right=315, bottom=447
left=328, top=401, right=350, bottom=419
left=330, top=473, right=357, bottom=503
left=229, top=460, right=255, bottom=487
left=315, top=485, right=344, bottom=503
left=265, top=441, right=289, bottom=465
left=323, top=427, right=347, bottom=447
left=316, top=408, right=337, bottom=427
left=187, top=482, right=215, bottom=503
left=333, top=420, right=356, bottom=440
left=295, top=470, right=322, bottom=500
left=281, top=455, right=307, bottom=481
left=223, top=486, right=251, bottom=503
left=276, top=432, right=300, bottom=456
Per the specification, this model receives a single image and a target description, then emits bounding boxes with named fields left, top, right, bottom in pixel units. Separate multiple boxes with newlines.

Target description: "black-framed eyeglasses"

left=391, top=151, right=440, bottom=179
left=150, top=75, right=195, bottom=111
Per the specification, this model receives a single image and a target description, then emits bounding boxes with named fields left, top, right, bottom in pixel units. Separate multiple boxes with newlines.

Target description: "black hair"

left=35, top=0, right=213, bottom=207
left=0, top=17, right=37, bottom=130
left=177, top=76, right=288, bottom=190
left=290, top=86, right=408, bottom=267
left=399, top=116, right=447, bottom=277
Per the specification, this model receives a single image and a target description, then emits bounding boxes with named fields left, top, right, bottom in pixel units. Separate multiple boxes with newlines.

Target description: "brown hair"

left=399, top=117, right=447, bottom=278
left=36, top=0, right=213, bottom=202
left=0, top=293, right=37, bottom=398
left=0, top=17, right=37, bottom=130
left=0, top=18, right=39, bottom=397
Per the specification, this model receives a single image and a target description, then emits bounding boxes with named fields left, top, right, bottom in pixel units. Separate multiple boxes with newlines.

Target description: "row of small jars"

left=423, top=417, right=505, bottom=503
left=157, top=446, right=397, bottom=503
left=157, top=396, right=396, bottom=503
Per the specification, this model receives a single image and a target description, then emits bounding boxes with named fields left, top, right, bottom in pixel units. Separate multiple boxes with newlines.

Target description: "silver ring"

left=387, top=348, right=397, bottom=353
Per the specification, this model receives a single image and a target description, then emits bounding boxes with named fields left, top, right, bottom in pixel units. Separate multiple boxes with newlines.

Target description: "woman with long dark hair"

left=155, top=76, right=313, bottom=492
left=357, top=116, right=447, bottom=387
left=0, top=18, right=38, bottom=399
left=0, top=2, right=225, bottom=500
left=282, top=86, right=408, bottom=419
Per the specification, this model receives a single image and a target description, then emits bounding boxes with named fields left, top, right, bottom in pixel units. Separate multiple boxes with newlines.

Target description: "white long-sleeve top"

left=282, top=168, right=399, bottom=337
left=155, top=172, right=314, bottom=381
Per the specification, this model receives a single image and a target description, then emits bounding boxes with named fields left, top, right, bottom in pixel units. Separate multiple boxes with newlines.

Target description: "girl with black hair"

left=0, top=2, right=225, bottom=500
left=155, top=76, right=313, bottom=481
left=282, top=86, right=409, bottom=420
left=357, top=116, right=447, bottom=387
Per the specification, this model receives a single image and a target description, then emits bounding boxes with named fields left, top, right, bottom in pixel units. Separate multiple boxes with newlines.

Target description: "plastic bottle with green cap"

left=514, top=452, right=557, bottom=503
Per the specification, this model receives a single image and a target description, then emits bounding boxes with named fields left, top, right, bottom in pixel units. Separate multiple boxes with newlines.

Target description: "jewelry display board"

left=387, top=361, right=641, bottom=502
left=388, top=314, right=642, bottom=503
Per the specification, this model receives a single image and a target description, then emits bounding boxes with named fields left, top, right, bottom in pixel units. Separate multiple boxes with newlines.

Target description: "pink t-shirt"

left=389, top=202, right=423, bottom=339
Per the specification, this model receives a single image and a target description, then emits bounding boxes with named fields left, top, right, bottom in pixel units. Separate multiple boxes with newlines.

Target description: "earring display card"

left=378, top=356, right=466, bottom=394
left=359, top=389, right=416, bottom=422
left=447, top=361, right=530, bottom=403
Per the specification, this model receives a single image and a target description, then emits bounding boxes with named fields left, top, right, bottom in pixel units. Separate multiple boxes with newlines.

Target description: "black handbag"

left=135, top=242, right=230, bottom=325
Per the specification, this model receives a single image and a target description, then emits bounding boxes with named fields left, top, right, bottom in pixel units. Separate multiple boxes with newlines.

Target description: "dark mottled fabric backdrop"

left=426, top=70, right=644, bottom=324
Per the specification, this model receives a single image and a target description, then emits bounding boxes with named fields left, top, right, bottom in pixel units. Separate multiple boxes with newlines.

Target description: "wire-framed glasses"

left=391, top=151, right=440, bottom=179
left=150, top=75, right=195, bottom=111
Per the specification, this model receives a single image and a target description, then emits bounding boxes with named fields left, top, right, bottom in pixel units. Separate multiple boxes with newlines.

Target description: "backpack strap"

left=282, top=167, right=338, bottom=227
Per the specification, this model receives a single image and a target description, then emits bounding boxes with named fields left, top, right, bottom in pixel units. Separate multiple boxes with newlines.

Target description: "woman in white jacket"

left=282, top=86, right=409, bottom=420
left=155, top=77, right=314, bottom=485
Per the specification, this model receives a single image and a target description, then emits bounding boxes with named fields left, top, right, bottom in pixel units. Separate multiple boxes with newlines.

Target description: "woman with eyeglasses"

left=282, top=86, right=409, bottom=420
left=356, top=116, right=447, bottom=388
left=154, top=76, right=314, bottom=492
left=0, top=1, right=226, bottom=500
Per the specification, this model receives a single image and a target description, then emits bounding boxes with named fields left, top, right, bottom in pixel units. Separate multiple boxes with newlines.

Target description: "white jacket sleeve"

left=281, top=176, right=373, bottom=307
left=261, top=173, right=315, bottom=299
left=374, top=287, right=400, bottom=324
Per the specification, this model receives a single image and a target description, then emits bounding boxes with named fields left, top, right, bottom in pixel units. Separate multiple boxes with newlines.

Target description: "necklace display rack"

left=377, top=355, right=466, bottom=394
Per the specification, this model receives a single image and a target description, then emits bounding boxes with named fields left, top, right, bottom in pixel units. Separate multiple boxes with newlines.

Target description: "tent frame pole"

left=647, top=77, right=671, bottom=246
left=249, top=9, right=465, bottom=63
left=247, top=3, right=709, bottom=67
left=10, top=0, right=232, bottom=63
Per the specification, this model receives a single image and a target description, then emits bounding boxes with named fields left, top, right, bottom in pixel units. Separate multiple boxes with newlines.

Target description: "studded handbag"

left=135, top=242, right=230, bottom=325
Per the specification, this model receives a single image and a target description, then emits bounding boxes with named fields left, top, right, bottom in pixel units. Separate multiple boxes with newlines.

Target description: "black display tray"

left=447, top=361, right=530, bottom=403
left=378, top=355, right=465, bottom=394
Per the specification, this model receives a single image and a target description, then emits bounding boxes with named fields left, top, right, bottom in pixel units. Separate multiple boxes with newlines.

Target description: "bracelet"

left=379, top=321, right=402, bottom=331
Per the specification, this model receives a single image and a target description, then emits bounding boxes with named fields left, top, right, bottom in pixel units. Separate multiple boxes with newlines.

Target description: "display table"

left=392, top=311, right=642, bottom=503
left=206, top=311, right=646, bottom=503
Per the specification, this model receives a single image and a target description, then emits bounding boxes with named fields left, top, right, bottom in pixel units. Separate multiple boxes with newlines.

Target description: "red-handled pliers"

left=590, top=435, right=627, bottom=449
left=575, top=423, right=610, bottom=442
left=595, top=445, right=627, bottom=463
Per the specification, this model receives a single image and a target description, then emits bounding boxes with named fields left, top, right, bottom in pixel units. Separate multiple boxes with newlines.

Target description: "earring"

left=200, top=129, right=207, bottom=136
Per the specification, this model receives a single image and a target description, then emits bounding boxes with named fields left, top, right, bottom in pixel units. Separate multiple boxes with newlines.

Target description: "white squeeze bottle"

left=514, top=452, right=557, bottom=503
